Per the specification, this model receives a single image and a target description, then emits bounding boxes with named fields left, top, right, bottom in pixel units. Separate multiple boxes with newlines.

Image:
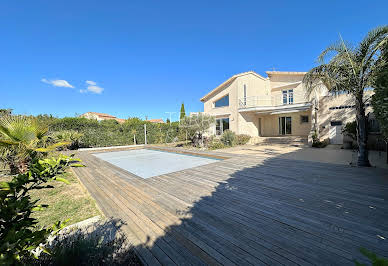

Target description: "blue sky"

left=1, top=0, right=386, bottom=121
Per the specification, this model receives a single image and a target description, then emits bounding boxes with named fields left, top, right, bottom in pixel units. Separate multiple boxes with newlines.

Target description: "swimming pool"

left=92, top=149, right=221, bottom=179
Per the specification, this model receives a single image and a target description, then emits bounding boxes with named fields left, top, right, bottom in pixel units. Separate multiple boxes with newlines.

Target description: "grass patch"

left=29, top=172, right=101, bottom=228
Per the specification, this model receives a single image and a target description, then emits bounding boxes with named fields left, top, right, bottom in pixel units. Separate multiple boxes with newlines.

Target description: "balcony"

left=238, top=94, right=311, bottom=114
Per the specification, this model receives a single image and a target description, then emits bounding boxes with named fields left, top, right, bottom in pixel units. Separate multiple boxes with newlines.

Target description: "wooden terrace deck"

left=72, top=146, right=388, bottom=265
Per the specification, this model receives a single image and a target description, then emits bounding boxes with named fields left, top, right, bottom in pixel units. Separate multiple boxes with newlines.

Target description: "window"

left=330, top=121, right=342, bottom=126
left=214, top=94, right=229, bottom=108
left=282, top=90, right=287, bottom=104
left=282, top=89, right=293, bottom=105
left=216, top=118, right=229, bottom=135
left=300, top=115, right=309, bottom=123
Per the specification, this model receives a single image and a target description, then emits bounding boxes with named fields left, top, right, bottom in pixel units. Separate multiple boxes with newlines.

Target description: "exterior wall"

left=202, top=72, right=314, bottom=137
left=203, top=73, right=267, bottom=135
left=316, top=91, right=374, bottom=141
left=268, top=73, right=305, bottom=88
left=202, top=72, right=376, bottom=139
left=260, top=110, right=311, bottom=136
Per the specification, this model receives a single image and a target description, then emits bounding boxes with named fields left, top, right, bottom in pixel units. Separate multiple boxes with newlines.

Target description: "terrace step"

left=249, top=136, right=308, bottom=147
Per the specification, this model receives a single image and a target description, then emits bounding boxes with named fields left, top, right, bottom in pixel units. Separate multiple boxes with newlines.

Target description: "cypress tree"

left=180, top=103, right=186, bottom=120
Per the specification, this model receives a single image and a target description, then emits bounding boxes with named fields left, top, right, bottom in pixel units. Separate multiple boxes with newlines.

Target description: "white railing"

left=239, top=93, right=309, bottom=109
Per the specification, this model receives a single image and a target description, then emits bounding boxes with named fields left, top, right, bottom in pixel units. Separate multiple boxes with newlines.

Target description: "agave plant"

left=303, top=25, right=388, bottom=166
left=0, top=116, right=68, bottom=174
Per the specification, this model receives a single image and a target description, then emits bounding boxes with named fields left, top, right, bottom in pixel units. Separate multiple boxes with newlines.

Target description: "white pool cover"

left=93, top=149, right=221, bottom=179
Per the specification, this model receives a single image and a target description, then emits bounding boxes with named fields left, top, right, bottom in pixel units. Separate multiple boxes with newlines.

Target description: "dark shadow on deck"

left=127, top=151, right=388, bottom=265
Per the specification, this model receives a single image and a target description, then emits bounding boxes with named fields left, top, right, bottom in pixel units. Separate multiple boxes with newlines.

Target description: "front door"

left=279, top=116, right=292, bottom=135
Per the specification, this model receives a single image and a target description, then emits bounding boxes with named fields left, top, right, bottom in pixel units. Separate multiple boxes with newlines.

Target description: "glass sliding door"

left=278, top=116, right=292, bottom=135
left=216, top=118, right=230, bottom=135
left=285, top=117, right=292, bottom=134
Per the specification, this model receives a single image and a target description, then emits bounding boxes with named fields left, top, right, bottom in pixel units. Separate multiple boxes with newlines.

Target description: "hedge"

left=40, top=117, right=182, bottom=148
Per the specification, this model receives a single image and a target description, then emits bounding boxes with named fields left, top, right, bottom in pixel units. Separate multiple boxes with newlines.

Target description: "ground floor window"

left=216, top=118, right=229, bottom=135
left=300, top=115, right=309, bottom=123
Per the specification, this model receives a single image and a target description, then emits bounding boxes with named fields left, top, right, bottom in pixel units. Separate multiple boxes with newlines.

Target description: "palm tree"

left=0, top=116, right=68, bottom=174
left=303, top=26, right=388, bottom=167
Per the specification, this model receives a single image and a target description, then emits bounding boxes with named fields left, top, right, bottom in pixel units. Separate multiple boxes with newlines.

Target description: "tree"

left=166, top=118, right=171, bottom=124
left=180, top=103, right=186, bottom=120
left=371, top=42, right=388, bottom=139
left=179, top=113, right=215, bottom=147
left=303, top=26, right=388, bottom=167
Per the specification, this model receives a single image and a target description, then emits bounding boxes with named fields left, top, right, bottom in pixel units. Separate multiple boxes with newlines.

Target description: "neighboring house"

left=80, top=112, right=126, bottom=124
left=200, top=71, right=373, bottom=144
left=146, top=119, right=165, bottom=124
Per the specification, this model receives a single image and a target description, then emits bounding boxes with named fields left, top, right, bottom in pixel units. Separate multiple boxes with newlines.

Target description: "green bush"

left=312, top=132, right=329, bottom=148
left=343, top=121, right=357, bottom=141
left=46, top=117, right=181, bottom=148
left=24, top=219, right=141, bottom=266
left=208, top=139, right=226, bottom=150
left=354, top=247, right=388, bottom=266
left=220, top=130, right=236, bottom=146
left=0, top=155, right=83, bottom=264
left=51, top=130, right=83, bottom=150
left=235, top=134, right=251, bottom=145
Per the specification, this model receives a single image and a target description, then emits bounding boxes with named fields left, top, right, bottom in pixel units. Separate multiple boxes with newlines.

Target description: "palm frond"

left=359, top=25, right=388, bottom=59
left=317, top=40, right=353, bottom=63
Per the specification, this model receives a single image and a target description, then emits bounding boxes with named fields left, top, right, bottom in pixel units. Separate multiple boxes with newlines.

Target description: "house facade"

left=80, top=112, right=126, bottom=124
left=200, top=71, right=373, bottom=144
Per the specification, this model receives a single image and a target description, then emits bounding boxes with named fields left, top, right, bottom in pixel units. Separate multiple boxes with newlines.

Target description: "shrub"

left=343, top=121, right=357, bottom=141
left=0, top=155, right=83, bottom=264
left=0, top=116, right=70, bottom=174
left=312, top=131, right=328, bottom=148
left=47, top=117, right=181, bottom=148
left=52, top=130, right=83, bottom=150
left=208, top=139, right=226, bottom=150
left=235, top=134, right=251, bottom=145
left=354, top=248, right=388, bottom=266
left=24, top=219, right=141, bottom=266
left=220, top=130, right=235, bottom=146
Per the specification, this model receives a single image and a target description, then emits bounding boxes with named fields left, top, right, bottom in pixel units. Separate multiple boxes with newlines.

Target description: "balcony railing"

left=239, top=94, right=309, bottom=109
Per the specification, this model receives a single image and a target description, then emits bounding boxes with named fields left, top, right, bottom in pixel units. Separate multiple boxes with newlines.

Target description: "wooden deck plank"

left=71, top=147, right=388, bottom=265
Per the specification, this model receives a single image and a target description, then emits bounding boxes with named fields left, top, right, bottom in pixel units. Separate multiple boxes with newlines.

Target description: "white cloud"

left=41, top=78, right=74, bottom=88
left=86, top=80, right=97, bottom=86
left=79, top=89, right=88, bottom=93
left=84, top=80, right=104, bottom=94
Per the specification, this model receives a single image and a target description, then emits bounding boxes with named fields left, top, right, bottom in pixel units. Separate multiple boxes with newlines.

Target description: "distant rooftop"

left=146, top=119, right=165, bottom=123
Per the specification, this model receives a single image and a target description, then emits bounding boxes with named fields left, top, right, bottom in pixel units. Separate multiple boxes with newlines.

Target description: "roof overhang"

left=200, top=71, right=267, bottom=102
left=239, top=102, right=312, bottom=114
left=266, top=71, right=307, bottom=76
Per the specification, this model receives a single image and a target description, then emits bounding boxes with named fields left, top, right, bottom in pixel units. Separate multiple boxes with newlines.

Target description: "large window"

left=214, top=94, right=229, bottom=108
left=282, top=89, right=294, bottom=105
left=216, top=118, right=229, bottom=135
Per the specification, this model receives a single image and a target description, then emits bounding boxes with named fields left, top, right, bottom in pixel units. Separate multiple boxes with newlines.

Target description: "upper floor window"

left=214, top=94, right=229, bottom=108
left=282, top=89, right=294, bottom=105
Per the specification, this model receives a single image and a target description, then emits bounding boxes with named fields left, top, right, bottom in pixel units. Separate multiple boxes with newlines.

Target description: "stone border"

left=78, top=144, right=144, bottom=152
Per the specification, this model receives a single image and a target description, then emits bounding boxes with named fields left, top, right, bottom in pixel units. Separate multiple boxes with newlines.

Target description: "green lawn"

left=30, top=172, right=101, bottom=228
